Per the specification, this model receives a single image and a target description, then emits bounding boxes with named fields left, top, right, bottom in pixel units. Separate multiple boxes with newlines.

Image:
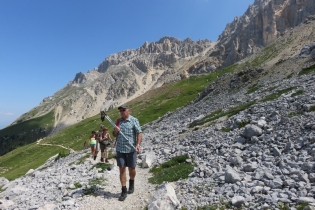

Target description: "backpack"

left=112, top=118, right=120, bottom=137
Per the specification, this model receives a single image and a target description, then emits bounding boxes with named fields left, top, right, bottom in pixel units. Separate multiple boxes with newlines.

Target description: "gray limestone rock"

left=231, top=196, right=245, bottom=207
left=242, top=163, right=258, bottom=172
left=297, top=197, right=315, bottom=204
left=148, top=183, right=181, bottom=210
left=0, top=177, right=9, bottom=188
left=225, top=168, right=242, bottom=183
left=243, top=125, right=263, bottom=139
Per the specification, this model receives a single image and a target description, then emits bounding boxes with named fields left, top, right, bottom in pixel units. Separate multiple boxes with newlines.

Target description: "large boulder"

left=0, top=177, right=9, bottom=188
left=225, top=167, right=242, bottom=183
left=142, top=152, right=156, bottom=168
left=148, top=183, right=181, bottom=210
left=242, top=124, right=262, bottom=139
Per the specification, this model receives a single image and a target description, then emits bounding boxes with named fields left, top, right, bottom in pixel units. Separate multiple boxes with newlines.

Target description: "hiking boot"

left=105, top=158, right=109, bottom=163
left=118, top=186, right=127, bottom=201
left=128, top=180, right=134, bottom=194
left=100, top=158, right=104, bottom=162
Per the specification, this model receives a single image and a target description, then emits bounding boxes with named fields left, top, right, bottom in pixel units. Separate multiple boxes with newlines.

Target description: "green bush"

left=189, top=109, right=222, bottom=128
left=260, top=87, right=297, bottom=102
left=246, top=84, right=263, bottom=94
left=197, top=201, right=232, bottom=210
left=54, top=152, right=69, bottom=161
left=238, top=121, right=249, bottom=128
left=278, top=202, right=289, bottom=210
left=91, top=162, right=112, bottom=173
left=221, top=127, right=230, bottom=132
left=288, top=111, right=302, bottom=118
left=83, top=178, right=106, bottom=196
left=75, top=154, right=90, bottom=165
left=291, top=90, right=304, bottom=97
left=299, top=64, right=315, bottom=76
left=73, top=182, right=82, bottom=189
left=296, top=203, right=308, bottom=210
left=190, top=102, right=255, bottom=128
left=149, top=155, right=193, bottom=184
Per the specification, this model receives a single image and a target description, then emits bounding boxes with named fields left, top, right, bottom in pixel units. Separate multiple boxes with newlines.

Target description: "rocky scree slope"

left=139, top=44, right=315, bottom=208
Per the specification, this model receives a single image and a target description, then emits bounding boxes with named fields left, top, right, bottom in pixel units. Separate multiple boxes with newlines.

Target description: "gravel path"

left=78, top=150, right=157, bottom=210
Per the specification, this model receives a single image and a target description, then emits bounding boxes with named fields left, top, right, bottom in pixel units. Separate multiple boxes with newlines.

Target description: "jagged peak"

left=156, top=36, right=181, bottom=44
left=72, top=72, right=86, bottom=84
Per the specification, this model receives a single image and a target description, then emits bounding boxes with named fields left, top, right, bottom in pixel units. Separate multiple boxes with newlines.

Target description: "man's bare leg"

left=118, top=166, right=128, bottom=201
left=128, top=167, right=136, bottom=194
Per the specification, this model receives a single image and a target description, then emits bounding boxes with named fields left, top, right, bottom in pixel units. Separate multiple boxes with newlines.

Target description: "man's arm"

left=136, top=133, right=142, bottom=146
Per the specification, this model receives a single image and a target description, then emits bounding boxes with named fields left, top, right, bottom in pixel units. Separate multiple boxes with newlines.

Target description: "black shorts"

left=116, top=151, right=137, bottom=168
left=99, top=143, right=109, bottom=152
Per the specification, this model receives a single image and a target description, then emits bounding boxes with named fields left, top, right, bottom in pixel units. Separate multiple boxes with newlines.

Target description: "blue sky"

left=0, top=0, right=254, bottom=129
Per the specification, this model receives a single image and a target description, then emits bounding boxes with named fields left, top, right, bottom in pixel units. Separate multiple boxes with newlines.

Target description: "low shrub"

left=238, top=120, right=249, bottom=128
left=299, top=64, right=315, bottom=76
left=73, top=182, right=82, bottom=189
left=246, top=84, right=263, bottom=94
left=83, top=178, right=106, bottom=196
left=190, top=101, right=255, bottom=128
left=221, top=127, right=230, bottom=132
left=260, top=86, right=297, bottom=102
left=149, top=155, right=193, bottom=184
left=54, top=152, right=69, bottom=161
left=291, top=90, right=304, bottom=97
left=278, top=202, right=289, bottom=210
left=91, top=162, right=112, bottom=173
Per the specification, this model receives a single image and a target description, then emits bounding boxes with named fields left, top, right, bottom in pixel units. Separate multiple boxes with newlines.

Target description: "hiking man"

left=114, top=104, right=142, bottom=201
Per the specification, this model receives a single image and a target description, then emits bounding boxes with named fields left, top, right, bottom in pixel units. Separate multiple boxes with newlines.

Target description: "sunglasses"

left=119, top=109, right=126, bottom=112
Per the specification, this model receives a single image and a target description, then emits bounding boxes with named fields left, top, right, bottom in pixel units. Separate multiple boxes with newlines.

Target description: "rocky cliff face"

left=97, top=37, right=212, bottom=74
left=212, top=0, right=315, bottom=67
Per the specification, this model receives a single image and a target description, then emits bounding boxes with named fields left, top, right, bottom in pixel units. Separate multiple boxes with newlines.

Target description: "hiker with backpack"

left=93, top=125, right=104, bottom=161
left=99, top=127, right=112, bottom=163
left=113, top=104, right=142, bottom=201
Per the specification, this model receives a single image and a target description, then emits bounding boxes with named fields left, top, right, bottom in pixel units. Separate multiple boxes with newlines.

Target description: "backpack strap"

left=115, top=118, right=120, bottom=127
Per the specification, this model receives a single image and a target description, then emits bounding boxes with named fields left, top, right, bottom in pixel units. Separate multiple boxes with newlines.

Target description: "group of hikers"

left=88, top=125, right=113, bottom=163
left=86, top=104, right=142, bottom=201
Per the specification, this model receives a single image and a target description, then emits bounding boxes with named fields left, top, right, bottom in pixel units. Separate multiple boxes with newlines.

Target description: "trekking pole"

left=103, top=114, right=136, bottom=150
